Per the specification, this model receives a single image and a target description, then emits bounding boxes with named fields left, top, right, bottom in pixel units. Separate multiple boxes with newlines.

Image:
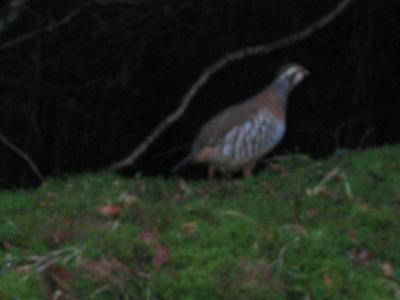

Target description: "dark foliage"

left=0, top=0, right=399, bottom=188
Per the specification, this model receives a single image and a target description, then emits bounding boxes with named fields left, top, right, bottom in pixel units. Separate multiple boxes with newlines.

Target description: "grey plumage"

left=173, top=63, right=310, bottom=179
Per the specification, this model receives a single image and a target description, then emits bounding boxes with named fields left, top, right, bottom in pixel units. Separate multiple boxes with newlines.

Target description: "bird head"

left=274, top=63, right=310, bottom=94
left=276, top=63, right=311, bottom=91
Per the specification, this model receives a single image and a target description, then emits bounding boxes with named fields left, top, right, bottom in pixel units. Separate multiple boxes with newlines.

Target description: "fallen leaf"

left=40, top=265, right=75, bottom=300
left=353, top=196, right=371, bottom=212
left=382, top=261, right=394, bottom=278
left=356, top=202, right=371, bottom=212
left=347, top=229, right=358, bottom=241
left=98, top=204, right=125, bottom=218
left=170, top=193, right=187, bottom=203
left=252, top=241, right=260, bottom=251
left=119, top=192, right=139, bottom=205
left=140, top=229, right=169, bottom=268
left=321, top=189, right=339, bottom=199
left=2, top=241, right=16, bottom=250
left=46, top=192, right=58, bottom=199
left=135, top=181, right=146, bottom=194
left=178, top=179, right=192, bottom=195
left=264, top=228, right=274, bottom=240
left=290, top=223, right=308, bottom=237
left=112, top=180, right=122, bottom=187
left=81, top=257, right=132, bottom=287
left=46, top=265, right=73, bottom=287
left=42, top=218, right=76, bottom=246
left=152, top=244, right=169, bottom=268
left=181, top=222, right=197, bottom=235
left=63, top=218, right=73, bottom=226
left=306, top=208, right=318, bottom=217
left=268, top=163, right=289, bottom=176
left=44, top=229, right=69, bottom=246
left=197, top=185, right=217, bottom=196
left=387, top=281, right=400, bottom=299
left=136, top=271, right=151, bottom=279
left=324, top=276, right=333, bottom=288
left=140, top=229, right=159, bottom=246
left=349, top=248, right=374, bottom=264
left=15, top=264, right=33, bottom=273
left=239, top=259, right=275, bottom=288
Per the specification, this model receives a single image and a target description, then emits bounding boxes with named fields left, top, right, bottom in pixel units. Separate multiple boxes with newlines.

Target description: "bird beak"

left=302, top=68, right=311, bottom=76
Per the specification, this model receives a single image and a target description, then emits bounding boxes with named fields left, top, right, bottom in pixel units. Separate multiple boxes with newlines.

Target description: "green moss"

left=0, top=272, right=43, bottom=299
left=0, top=145, right=399, bottom=299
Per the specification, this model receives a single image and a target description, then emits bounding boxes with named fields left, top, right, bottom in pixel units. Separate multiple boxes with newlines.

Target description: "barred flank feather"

left=172, top=64, right=309, bottom=178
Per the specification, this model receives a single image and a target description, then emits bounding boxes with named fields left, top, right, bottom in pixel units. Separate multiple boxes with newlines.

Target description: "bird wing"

left=192, top=99, right=261, bottom=153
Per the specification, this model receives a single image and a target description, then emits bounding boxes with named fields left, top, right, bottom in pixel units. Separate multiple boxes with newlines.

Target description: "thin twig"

left=340, top=170, right=353, bottom=200
left=357, top=126, right=375, bottom=150
left=0, top=0, right=177, bottom=51
left=32, top=247, right=82, bottom=273
left=0, top=0, right=28, bottom=37
left=90, top=284, right=111, bottom=298
left=0, top=1, right=93, bottom=51
left=0, top=130, right=44, bottom=182
left=306, top=166, right=341, bottom=196
left=107, top=0, right=357, bottom=171
left=276, top=244, right=288, bottom=276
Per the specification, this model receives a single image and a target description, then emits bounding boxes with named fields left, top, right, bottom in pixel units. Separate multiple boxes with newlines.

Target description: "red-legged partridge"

left=173, top=63, right=310, bottom=180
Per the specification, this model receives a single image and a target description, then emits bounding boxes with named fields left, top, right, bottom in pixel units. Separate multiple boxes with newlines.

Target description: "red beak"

left=302, top=68, right=311, bottom=76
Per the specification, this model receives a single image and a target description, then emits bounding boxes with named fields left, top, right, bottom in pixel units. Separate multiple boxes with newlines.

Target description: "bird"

left=172, top=63, right=310, bottom=180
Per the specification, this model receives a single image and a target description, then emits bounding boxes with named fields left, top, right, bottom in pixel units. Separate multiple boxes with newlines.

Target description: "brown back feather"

left=192, top=86, right=285, bottom=154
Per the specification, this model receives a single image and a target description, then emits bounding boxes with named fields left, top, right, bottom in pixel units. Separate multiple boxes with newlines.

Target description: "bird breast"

left=198, top=109, right=285, bottom=170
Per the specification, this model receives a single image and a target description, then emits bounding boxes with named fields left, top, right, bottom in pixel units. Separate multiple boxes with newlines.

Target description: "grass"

left=0, top=145, right=399, bottom=299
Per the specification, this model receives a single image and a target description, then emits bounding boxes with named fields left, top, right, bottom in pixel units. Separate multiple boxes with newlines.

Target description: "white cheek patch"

left=294, top=72, right=304, bottom=85
left=284, top=67, right=298, bottom=78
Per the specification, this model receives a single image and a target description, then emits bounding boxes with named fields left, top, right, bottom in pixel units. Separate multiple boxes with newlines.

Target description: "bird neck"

left=273, top=77, right=292, bottom=100
left=266, top=78, right=291, bottom=109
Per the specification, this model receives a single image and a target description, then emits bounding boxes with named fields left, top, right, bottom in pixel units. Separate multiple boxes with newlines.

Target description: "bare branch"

left=0, top=0, right=177, bottom=51
left=0, top=130, right=44, bottom=182
left=107, top=0, right=357, bottom=171
left=0, top=0, right=28, bottom=37
left=0, top=1, right=94, bottom=51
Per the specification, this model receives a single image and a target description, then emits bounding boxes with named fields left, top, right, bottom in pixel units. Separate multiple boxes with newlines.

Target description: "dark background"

left=0, top=0, right=399, bottom=188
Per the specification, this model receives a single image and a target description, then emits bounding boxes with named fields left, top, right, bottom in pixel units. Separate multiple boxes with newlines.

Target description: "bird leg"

left=208, top=165, right=216, bottom=181
left=242, top=164, right=254, bottom=178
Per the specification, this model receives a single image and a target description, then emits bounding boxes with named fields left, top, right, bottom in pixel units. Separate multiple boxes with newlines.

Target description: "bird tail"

left=171, top=154, right=193, bottom=173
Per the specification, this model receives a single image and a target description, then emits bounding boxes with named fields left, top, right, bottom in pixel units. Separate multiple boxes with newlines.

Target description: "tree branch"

left=0, top=1, right=94, bottom=51
left=0, top=0, right=28, bottom=37
left=107, top=0, right=357, bottom=171
left=0, top=0, right=180, bottom=51
left=0, top=130, right=44, bottom=182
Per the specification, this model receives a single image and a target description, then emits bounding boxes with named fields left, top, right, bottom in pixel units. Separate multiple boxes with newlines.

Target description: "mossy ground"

left=1, top=146, right=400, bottom=299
